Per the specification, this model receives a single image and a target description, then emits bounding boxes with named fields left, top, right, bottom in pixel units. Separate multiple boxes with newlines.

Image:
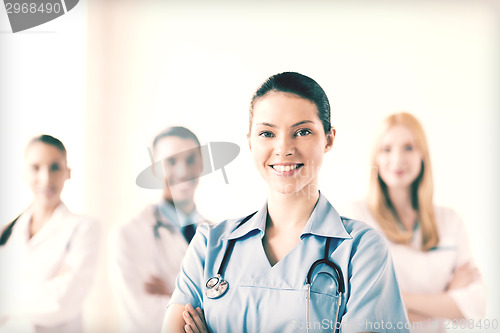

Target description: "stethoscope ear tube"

left=333, top=291, right=342, bottom=333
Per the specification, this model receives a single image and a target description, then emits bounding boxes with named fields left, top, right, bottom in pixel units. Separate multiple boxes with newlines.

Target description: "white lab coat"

left=0, top=202, right=100, bottom=333
left=345, top=201, right=487, bottom=332
left=108, top=203, right=208, bottom=333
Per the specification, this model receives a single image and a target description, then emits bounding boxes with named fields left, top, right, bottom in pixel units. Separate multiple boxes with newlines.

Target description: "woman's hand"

left=447, top=262, right=480, bottom=290
left=183, top=303, right=208, bottom=333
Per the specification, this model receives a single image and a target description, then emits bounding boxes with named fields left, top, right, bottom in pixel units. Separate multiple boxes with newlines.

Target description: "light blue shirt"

left=157, top=200, right=205, bottom=228
left=169, top=194, right=409, bottom=332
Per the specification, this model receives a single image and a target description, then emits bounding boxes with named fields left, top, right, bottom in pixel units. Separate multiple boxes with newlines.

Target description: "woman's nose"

left=275, top=136, right=294, bottom=157
left=390, top=149, right=403, bottom=164
left=38, top=168, right=50, bottom=186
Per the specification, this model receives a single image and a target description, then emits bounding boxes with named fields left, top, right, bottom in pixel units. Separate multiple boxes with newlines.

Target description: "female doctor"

left=345, top=113, right=487, bottom=332
left=163, top=72, right=409, bottom=332
left=0, top=135, right=100, bottom=333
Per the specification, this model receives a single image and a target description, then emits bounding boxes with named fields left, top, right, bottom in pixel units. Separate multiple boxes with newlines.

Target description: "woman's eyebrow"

left=291, top=120, right=314, bottom=127
left=255, top=120, right=315, bottom=128
left=255, top=122, right=276, bottom=127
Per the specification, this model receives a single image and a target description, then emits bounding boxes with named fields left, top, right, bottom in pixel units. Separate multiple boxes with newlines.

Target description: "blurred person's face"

left=24, top=142, right=70, bottom=207
left=248, top=92, right=334, bottom=196
left=376, top=125, right=422, bottom=190
left=154, top=136, right=203, bottom=204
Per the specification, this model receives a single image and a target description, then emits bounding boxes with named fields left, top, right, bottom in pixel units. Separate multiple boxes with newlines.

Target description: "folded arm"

left=403, top=261, right=482, bottom=320
left=162, top=304, right=187, bottom=333
left=108, top=226, right=172, bottom=331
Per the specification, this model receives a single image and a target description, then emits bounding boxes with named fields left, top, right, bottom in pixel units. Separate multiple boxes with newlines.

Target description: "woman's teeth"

left=273, top=164, right=299, bottom=172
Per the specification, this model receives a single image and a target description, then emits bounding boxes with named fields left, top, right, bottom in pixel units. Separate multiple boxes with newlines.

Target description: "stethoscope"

left=205, top=212, right=345, bottom=332
left=204, top=212, right=257, bottom=299
left=305, top=232, right=345, bottom=333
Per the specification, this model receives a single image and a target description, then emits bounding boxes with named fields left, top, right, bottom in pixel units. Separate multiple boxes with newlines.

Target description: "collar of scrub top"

left=394, top=215, right=421, bottom=247
left=210, top=192, right=351, bottom=305
left=395, top=216, right=419, bottom=232
left=222, top=193, right=352, bottom=242
left=156, top=200, right=205, bottom=227
left=155, top=200, right=204, bottom=241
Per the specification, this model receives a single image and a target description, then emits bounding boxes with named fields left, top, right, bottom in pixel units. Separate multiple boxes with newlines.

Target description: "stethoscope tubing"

left=306, top=237, right=345, bottom=293
left=216, top=212, right=257, bottom=276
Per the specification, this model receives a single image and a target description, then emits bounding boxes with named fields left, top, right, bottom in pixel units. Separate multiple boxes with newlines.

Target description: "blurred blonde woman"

left=0, top=135, right=100, bottom=333
left=346, top=113, right=487, bottom=332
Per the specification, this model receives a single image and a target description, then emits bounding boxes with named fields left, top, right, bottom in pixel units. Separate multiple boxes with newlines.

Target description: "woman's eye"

left=404, top=145, right=414, bottom=151
left=259, top=131, right=274, bottom=138
left=50, top=163, right=61, bottom=171
left=295, top=129, right=312, bottom=137
left=381, top=146, right=391, bottom=153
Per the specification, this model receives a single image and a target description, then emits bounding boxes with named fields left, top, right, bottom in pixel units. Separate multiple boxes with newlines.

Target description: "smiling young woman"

left=0, top=135, right=100, bottom=333
left=162, top=72, right=409, bottom=333
left=347, top=113, right=487, bottom=332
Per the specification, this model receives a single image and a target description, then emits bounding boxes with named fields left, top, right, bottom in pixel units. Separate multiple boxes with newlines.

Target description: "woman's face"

left=248, top=91, right=334, bottom=196
left=24, top=142, right=70, bottom=207
left=376, top=124, right=423, bottom=190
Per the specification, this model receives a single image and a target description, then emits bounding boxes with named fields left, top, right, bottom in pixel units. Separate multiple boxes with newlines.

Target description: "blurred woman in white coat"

left=0, top=135, right=100, bottom=333
left=346, top=113, right=487, bottom=332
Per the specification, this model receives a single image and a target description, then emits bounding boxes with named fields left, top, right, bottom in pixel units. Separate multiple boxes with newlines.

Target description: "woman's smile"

left=269, top=163, right=304, bottom=176
left=248, top=91, right=333, bottom=195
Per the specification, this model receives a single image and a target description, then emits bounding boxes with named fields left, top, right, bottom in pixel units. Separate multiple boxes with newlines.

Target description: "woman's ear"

left=66, top=167, right=72, bottom=180
left=324, top=127, right=335, bottom=152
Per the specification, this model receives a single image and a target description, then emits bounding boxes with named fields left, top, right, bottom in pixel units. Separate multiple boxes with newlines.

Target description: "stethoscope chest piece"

left=205, top=274, right=229, bottom=299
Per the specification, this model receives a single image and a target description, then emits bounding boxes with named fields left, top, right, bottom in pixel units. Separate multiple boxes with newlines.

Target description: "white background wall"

left=1, top=1, right=499, bottom=332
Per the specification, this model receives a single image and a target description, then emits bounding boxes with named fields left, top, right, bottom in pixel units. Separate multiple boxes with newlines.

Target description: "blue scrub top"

left=169, top=194, right=409, bottom=332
